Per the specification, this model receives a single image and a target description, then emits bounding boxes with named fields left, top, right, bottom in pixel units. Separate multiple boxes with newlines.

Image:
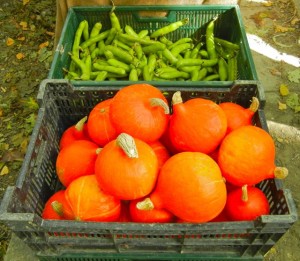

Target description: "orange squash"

left=148, top=140, right=170, bottom=170
left=219, top=97, right=259, bottom=134
left=169, top=91, right=227, bottom=154
left=87, top=98, right=118, bottom=147
left=130, top=197, right=174, bottom=223
left=218, top=125, right=288, bottom=186
left=109, top=83, right=170, bottom=143
left=65, top=175, right=121, bottom=222
left=59, top=116, right=90, bottom=150
left=56, top=140, right=101, bottom=187
left=42, top=190, right=74, bottom=220
left=95, top=133, right=158, bottom=200
left=138, top=152, right=227, bottom=223
left=225, top=185, right=270, bottom=221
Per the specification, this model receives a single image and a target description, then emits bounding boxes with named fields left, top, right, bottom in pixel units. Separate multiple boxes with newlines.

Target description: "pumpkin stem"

left=249, top=97, right=259, bottom=113
left=116, top=133, right=138, bottom=158
left=75, top=116, right=88, bottom=131
left=172, top=91, right=183, bottom=105
left=51, top=201, right=64, bottom=217
left=241, top=185, right=248, bottom=202
left=136, top=197, right=154, bottom=211
left=96, top=148, right=102, bottom=155
left=149, top=98, right=170, bottom=114
left=274, top=167, right=288, bottom=179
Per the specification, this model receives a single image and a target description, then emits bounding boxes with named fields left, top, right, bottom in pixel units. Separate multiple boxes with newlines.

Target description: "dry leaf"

left=278, top=101, right=287, bottom=110
left=39, top=41, right=49, bottom=50
left=279, top=84, right=289, bottom=96
left=0, top=166, right=9, bottom=176
left=17, top=36, right=26, bottom=41
left=46, top=31, right=55, bottom=37
left=263, top=1, right=273, bottom=7
left=275, top=24, right=295, bottom=33
left=23, top=0, right=30, bottom=5
left=16, top=53, right=25, bottom=60
left=291, top=17, right=300, bottom=26
left=19, top=21, right=28, bottom=30
left=6, top=37, right=15, bottom=46
left=251, top=11, right=275, bottom=27
left=269, top=68, right=281, bottom=76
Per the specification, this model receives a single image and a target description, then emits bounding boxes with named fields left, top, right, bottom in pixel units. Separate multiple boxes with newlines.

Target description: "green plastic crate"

left=0, top=80, right=296, bottom=261
left=48, top=5, right=258, bottom=86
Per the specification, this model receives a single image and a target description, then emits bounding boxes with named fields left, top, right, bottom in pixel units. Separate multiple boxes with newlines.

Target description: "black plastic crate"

left=0, top=79, right=297, bottom=261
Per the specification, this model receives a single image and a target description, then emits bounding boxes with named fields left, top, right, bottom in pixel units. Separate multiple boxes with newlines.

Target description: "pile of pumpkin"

left=42, top=83, right=288, bottom=223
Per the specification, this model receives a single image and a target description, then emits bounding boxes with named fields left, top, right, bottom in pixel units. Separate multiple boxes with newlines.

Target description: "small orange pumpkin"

left=42, top=190, right=74, bottom=220
left=138, top=152, right=227, bottom=223
left=109, top=83, right=170, bottom=143
left=65, top=175, right=121, bottom=222
left=218, top=125, right=288, bottom=186
left=148, top=140, right=170, bottom=170
left=59, top=116, right=90, bottom=150
left=169, top=91, right=227, bottom=154
left=95, top=133, right=158, bottom=200
left=56, top=140, right=101, bottom=187
left=87, top=98, right=118, bottom=147
left=219, top=97, right=259, bottom=134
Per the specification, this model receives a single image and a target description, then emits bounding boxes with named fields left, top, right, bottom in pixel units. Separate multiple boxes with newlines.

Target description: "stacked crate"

left=0, top=5, right=297, bottom=261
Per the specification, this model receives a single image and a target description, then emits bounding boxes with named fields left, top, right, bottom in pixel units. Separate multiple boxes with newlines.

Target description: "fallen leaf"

left=46, top=31, right=55, bottom=37
left=251, top=11, right=275, bottom=27
left=6, top=37, right=15, bottom=46
left=288, top=68, right=300, bottom=83
left=279, top=84, right=289, bottom=96
left=278, top=101, right=287, bottom=110
left=269, top=68, right=281, bottom=76
left=39, top=41, right=49, bottom=50
left=0, top=166, right=9, bottom=176
left=16, top=53, right=25, bottom=60
left=19, top=21, right=28, bottom=30
left=23, top=0, right=30, bottom=5
left=291, top=17, right=300, bottom=26
left=275, top=24, right=295, bottom=33
left=286, top=92, right=300, bottom=111
left=263, top=1, right=273, bottom=7
left=2, top=150, right=24, bottom=162
left=17, top=36, right=26, bottom=41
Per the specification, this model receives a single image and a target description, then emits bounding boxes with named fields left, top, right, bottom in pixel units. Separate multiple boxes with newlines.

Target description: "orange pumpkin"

left=218, top=125, right=288, bottom=186
left=65, top=175, right=121, bottom=222
left=130, top=197, right=174, bottom=223
left=59, top=116, right=90, bottom=150
left=219, top=97, right=259, bottom=134
left=95, top=133, right=159, bottom=200
left=148, top=140, right=170, bottom=170
left=42, top=190, right=74, bottom=220
left=138, top=152, right=227, bottom=223
left=87, top=98, right=118, bottom=147
left=109, top=83, right=170, bottom=143
left=56, top=140, right=101, bottom=187
left=225, top=185, right=270, bottom=221
left=169, top=91, right=227, bottom=154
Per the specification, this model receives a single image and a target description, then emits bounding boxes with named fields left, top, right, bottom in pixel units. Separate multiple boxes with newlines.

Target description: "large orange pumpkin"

left=109, top=83, right=170, bottom=143
left=65, top=175, right=121, bottom=222
left=169, top=91, right=227, bottom=154
left=218, top=125, right=288, bottom=186
left=138, top=152, right=227, bottom=223
left=95, top=133, right=159, bottom=200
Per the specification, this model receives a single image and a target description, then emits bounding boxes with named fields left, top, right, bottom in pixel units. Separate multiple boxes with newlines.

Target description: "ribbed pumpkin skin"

left=109, top=84, right=169, bottom=143
left=95, top=137, right=159, bottom=200
left=218, top=125, right=276, bottom=186
left=151, top=152, right=227, bottom=223
left=87, top=98, right=118, bottom=147
left=65, top=175, right=121, bottom=222
left=169, top=98, right=227, bottom=154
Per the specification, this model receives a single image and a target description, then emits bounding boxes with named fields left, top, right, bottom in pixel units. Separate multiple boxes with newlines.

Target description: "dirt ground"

left=0, top=0, right=299, bottom=260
